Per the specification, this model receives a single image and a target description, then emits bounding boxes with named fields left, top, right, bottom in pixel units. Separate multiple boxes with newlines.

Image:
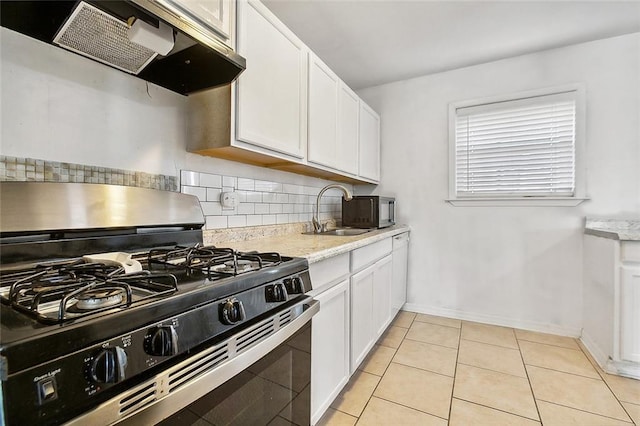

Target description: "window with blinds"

left=454, top=91, right=576, bottom=198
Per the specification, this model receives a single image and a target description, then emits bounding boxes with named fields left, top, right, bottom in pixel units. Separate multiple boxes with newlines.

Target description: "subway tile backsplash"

left=181, top=170, right=346, bottom=230
left=0, top=155, right=177, bottom=191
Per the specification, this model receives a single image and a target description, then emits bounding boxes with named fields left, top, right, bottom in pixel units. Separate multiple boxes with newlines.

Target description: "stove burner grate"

left=147, top=245, right=283, bottom=279
left=0, top=262, right=179, bottom=324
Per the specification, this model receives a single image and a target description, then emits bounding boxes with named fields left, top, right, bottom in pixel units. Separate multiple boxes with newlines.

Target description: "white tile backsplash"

left=200, top=173, right=222, bottom=189
left=181, top=171, right=199, bottom=186
left=181, top=170, right=350, bottom=230
left=237, top=178, right=254, bottom=191
left=228, top=215, right=247, bottom=228
left=181, top=185, right=207, bottom=201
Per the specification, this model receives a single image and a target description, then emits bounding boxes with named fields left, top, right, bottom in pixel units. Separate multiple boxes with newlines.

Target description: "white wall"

left=0, top=27, right=345, bottom=193
left=358, top=33, right=640, bottom=335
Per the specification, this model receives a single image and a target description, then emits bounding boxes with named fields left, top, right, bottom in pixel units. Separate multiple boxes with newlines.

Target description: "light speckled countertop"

left=584, top=218, right=640, bottom=241
left=206, top=225, right=411, bottom=263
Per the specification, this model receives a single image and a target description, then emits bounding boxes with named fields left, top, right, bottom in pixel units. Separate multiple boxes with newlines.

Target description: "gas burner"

left=0, top=264, right=180, bottom=323
left=73, top=287, right=126, bottom=311
left=211, top=260, right=260, bottom=275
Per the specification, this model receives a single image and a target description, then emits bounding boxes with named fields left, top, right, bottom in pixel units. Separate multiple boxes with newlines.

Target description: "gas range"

left=0, top=182, right=317, bottom=426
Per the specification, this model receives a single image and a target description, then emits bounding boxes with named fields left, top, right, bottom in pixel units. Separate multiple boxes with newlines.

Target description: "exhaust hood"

left=0, top=0, right=246, bottom=95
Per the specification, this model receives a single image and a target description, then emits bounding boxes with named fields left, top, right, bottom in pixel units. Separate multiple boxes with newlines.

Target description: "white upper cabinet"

left=307, top=54, right=339, bottom=168
left=337, top=83, right=359, bottom=176
left=308, top=54, right=360, bottom=176
left=358, top=102, right=381, bottom=181
left=159, top=0, right=233, bottom=44
left=235, top=0, right=308, bottom=159
left=188, top=0, right=380, bottom=183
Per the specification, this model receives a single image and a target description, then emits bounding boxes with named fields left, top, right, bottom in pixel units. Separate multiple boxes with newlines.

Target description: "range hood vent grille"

left=54, top=1, right=157, bottom=74
left=0, top=0, right=246, bottom=95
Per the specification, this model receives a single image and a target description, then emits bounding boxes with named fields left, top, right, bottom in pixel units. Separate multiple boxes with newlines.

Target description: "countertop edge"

left=210, top=225, right=411, bottom=264
left=304, top=225, right=411, bottom=263
left=584, top=227, right=640, bottom=241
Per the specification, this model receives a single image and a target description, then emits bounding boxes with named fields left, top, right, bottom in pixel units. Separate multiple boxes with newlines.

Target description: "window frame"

left=447, top=84, right=588, bottom=207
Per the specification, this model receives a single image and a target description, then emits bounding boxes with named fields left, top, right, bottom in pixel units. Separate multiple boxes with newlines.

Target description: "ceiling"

left=261, top=0, right=640, bottom=90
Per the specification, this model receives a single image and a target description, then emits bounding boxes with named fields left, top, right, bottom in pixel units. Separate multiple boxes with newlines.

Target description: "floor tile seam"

left=535, top=397, right=634, bottom=424
left=460, top=336, right=523, bottom=352
left=456, top=361, right=532, bottom=380
left=413, top=318, right=462, bottom=330
left=363, top=345, right=398, bottom=378
left=515, top=331, right=543, bottom=425
left=575, top=340, right=640, bottom=409
left=370, top=394, right=450, bottom=422
left=459, top=336, right=519, bottom=350
left=403, top=336, right=459, bottom=350
left=448, top=317, right=464, bottom=423
left=523, top=362, right=605, bottom=380
left=392, top=358, right=456, bottom=378
left=455, top=360, right=528, bottom=379
left=358, top=353, right=395, bottom=422
left=451, top=397, right=542, bottom=423
left=387, top=360, right=455, bottom=380
left=516, top=337, right=582, bottom=351
left=330, top=407, right=360, bottom=425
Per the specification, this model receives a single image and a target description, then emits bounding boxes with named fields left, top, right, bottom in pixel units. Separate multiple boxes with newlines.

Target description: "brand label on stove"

left=121, top=334, right=132, bottom=347
left=33, top=368, right=61, bottom=382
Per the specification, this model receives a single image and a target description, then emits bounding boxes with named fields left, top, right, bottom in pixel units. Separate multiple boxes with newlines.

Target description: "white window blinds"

left=455, top=91, right=576, bottom=197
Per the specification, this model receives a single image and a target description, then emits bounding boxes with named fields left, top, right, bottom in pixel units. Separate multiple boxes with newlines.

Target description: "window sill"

left=445, top=197, right=589, bottom=207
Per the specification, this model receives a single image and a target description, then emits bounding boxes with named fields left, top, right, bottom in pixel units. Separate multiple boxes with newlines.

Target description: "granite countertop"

left=205, top=224, right=410, bottom=263
left=584, top=218, right=640, bottom=241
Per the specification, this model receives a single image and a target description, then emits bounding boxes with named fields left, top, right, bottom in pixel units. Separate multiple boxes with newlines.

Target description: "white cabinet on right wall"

left=582, top=233, right=640, bottom=379
left=358, top=102, right=381, bottom=181
left=620, top=256, right=640, bottom=363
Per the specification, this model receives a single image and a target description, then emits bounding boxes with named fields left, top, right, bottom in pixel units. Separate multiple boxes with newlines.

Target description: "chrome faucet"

left=312, top=184, right=353, bottom=233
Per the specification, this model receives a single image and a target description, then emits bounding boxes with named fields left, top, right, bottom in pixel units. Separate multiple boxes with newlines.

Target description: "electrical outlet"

left=220, top=191, right=240, bottom=208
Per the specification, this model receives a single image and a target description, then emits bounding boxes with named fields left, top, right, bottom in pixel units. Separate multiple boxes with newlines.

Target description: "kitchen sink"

left=304, top=228, right=375, bottom=236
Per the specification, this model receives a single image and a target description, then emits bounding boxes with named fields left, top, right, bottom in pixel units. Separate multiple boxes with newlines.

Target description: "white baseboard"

left=579, top=330, right=609, bottom=369
left=402, top=303, right=582, bottom=337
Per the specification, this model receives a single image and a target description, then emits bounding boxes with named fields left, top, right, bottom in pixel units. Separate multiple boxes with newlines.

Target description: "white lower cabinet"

left=350, top=264, right=375, bottom=373
left=350, top=254, right=393, bottom=373
left=621, top=266, right=640, bottom=363
left=372, top=255, right=393, bottom=338
left=310, top=233, right=407, bottom=423
left=311, top=279, right=350, bottom=424
left=391, top=232, right=409, bottom=318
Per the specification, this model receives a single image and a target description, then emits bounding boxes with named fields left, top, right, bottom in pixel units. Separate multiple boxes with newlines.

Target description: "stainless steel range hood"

left=0, top=0, right=246, bottom=95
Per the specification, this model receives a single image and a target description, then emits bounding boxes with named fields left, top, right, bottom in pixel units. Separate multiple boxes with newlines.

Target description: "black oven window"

left=157, top=323, right=312, bottom=426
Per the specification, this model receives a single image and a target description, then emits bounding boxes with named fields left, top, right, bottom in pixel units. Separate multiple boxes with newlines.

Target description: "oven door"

left=157, top=319, right=313, bottom=425
left=66, top=298, right=318, bottom=426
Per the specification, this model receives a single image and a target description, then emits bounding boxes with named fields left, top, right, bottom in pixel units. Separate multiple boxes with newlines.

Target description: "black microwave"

left=342, top=196, right=395, bottom=229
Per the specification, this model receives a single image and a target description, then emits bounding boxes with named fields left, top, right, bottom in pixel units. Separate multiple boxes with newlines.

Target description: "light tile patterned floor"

left=318, top=311, right=640, bottom=426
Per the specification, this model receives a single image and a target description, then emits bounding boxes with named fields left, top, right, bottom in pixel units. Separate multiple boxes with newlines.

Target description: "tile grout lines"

left=514, top=327, right=543, bottom=424
left=322, top=314, right=639, bottom=426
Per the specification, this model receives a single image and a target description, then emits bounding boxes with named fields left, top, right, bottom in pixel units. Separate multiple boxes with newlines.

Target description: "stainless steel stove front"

left=65, top=297, right=319, bottom=426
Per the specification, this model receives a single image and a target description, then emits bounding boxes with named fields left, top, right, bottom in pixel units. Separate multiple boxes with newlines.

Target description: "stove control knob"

left=265, top=283, right=288, bottom=303
left=284, top=276, right=305, bottom=294
left=90, top=346, right=127, bottom=384
left=145, top=325, right=179, bottom=357
left=221, top=298, right=246, bottom=325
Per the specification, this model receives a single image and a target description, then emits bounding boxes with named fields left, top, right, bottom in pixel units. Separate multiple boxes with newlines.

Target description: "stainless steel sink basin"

left=304, top=228, right=375, bottom=236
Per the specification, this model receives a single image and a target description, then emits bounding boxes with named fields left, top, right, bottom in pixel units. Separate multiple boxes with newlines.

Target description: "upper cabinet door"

left=359, top=102, right=381, bottom=181
left=307, top=54, right=339, bottom=168
left=337, top=83, right=359, bottom=175
left=236, top=0, right=308, bottom=159
left=158, top=0, right=232, bottom=43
